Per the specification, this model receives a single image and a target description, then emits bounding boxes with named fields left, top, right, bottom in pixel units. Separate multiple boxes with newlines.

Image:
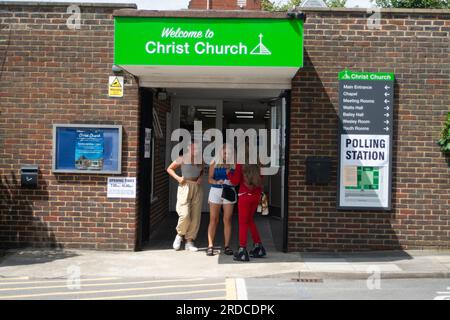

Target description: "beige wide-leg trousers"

left=175, top=182, right=203, bottom=240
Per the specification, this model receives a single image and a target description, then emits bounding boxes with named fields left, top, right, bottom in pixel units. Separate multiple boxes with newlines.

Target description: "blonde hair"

left=215, top=144, right=235, bottom=169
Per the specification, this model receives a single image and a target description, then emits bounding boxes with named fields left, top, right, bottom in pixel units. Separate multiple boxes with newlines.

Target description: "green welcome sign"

left=114, top=17, right=304, bottom=68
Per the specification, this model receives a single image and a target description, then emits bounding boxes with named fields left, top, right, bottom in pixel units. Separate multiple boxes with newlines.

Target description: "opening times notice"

left=337, top=70, right=394, bottom=210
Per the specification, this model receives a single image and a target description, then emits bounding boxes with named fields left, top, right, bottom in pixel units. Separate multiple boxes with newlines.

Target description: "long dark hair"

left=242, top=145, right=261, bottom=188
left=242, top=164, right=262, bottom=188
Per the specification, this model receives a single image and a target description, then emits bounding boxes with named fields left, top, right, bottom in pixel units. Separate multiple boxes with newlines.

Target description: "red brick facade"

left=0, top=3, right=448, bottom=252
left=189, top=0, right=262, bottom=10
left=0, top=3, right=139, bottom=250
left=289, top=9, right=450, bottom=251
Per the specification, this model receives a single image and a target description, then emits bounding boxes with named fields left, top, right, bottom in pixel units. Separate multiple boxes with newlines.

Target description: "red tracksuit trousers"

left=238, top=193, right=262, bottom=248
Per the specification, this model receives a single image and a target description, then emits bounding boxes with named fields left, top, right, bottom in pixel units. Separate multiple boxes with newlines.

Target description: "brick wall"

left=289, top=9, right=450, bottom=251
left=1, top=3, right=449, bottom=253
left=189, top=0, right=262, bottom=10
left=0, top=3, right=139, bottom=250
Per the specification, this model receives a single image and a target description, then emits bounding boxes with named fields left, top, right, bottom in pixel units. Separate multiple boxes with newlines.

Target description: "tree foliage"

left=372, top=0, right=450, bottom=8
left=261, top=0, right=450, bottom=10
left=326, top=0, right=347, bottom=7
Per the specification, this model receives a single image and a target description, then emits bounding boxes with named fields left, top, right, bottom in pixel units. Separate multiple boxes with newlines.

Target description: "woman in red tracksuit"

left=227, top=163, right=266, bottom=262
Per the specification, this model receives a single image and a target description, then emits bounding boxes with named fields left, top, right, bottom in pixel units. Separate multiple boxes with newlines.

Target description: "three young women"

left=166, top=143, right=267, bottom=261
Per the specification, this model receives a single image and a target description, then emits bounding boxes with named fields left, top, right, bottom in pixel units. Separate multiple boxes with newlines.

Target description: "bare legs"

left=222, top=204, right=233, bottom=248
left=208, top=203, right=220, bottom=248
left=208, top=203, right=234, bottom=248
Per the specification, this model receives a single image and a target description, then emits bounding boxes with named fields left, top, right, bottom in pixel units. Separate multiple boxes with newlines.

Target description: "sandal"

left=206, top=247, right=214, bottom=256
left=223, top=247, right=234, bottom=256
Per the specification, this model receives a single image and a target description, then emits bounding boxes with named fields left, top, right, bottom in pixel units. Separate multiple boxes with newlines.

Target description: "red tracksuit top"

left=227, top=164, right=263, bottom=195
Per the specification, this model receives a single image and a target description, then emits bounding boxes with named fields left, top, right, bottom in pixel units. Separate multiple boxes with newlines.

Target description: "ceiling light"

left=235, top=111, right=254, bottom=115
left=236, top=116, right=254, bottom=119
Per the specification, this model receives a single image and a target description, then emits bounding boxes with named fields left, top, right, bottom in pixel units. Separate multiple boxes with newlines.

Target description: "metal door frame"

left=281, top=90, right=291, bottom=253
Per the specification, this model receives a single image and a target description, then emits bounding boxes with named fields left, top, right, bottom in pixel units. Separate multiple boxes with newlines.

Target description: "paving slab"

left=1, top=248, right=449, bottom=280
left=352, top=264, right=402, bottom=272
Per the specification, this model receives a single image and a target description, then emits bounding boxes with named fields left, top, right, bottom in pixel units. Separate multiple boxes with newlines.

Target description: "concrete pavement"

left=0, top=248, right=449, bottom=280
left=1, top=248, right=450, bottom=300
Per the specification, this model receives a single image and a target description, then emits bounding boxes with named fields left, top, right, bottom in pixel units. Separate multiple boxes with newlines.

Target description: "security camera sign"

left=108, top=76, right=124, bottom=98
left=338, top=71, right=394, bottom=210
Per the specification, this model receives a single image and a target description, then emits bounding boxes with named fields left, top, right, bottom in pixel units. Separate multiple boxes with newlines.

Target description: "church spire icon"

left=250, top=34, right=272, bottom=56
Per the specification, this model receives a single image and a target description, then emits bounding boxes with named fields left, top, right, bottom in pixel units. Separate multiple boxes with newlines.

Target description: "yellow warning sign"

left=108, top=76, right=124, bottom=97
left=111, top=78, right=121, bottom=87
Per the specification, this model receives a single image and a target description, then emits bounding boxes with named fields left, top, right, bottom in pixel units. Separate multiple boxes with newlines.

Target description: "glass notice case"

left=52, top=124, right=122, bottom=174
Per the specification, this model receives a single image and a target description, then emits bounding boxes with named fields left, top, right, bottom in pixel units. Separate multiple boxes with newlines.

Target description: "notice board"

left=52, top=124, right=122, bottom=174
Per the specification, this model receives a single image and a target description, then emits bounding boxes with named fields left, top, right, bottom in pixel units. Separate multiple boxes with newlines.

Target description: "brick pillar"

left=188, top=0, right=262, bottom=10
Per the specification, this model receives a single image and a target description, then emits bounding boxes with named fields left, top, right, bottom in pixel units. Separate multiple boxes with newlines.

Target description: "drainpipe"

left=207, top=0, right=210, bottom=10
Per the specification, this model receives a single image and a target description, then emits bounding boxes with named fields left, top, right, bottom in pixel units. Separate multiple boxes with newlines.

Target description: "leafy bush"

left=438, top=113, right=450, bottom=154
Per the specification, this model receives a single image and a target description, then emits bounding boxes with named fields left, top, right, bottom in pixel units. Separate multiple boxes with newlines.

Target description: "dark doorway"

left=136, top=88, right=154, bottom=249
left=137, top=88, right=291, bottom=254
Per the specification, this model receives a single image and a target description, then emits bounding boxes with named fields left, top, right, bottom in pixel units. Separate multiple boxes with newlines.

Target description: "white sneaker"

left=173, top=234, right=183, bottom=251
left=185, top=242, right=198, bottom=252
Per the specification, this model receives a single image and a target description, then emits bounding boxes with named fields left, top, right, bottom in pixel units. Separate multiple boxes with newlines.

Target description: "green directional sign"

left=114, top=17, right=304, bottom=68
left=338, top=70, right=395, bottom=211
left=339, top=70, right=395, bottom=81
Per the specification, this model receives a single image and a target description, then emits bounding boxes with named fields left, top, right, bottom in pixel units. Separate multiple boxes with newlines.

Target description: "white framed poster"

left=107, top=177, right=136, bottom=199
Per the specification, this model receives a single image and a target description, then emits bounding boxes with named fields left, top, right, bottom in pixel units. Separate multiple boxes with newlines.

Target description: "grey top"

left=181, top=164, right=202, bottom=179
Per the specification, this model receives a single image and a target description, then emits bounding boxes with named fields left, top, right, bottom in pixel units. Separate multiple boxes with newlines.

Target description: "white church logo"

left=250, top=34, right=272, bottom=56
left=342, top=70, right=351, bottom=79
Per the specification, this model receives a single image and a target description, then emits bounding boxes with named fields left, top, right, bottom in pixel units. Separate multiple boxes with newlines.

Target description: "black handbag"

left=221, top=186, right=237, bottom=202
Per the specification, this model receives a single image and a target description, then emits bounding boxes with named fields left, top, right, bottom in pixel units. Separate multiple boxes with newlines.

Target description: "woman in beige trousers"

left=166, top=143, right=204, bottom=252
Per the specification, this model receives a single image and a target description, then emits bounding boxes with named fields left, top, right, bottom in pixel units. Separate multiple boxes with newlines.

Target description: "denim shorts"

left=208, top=186, right=237, bottom=205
